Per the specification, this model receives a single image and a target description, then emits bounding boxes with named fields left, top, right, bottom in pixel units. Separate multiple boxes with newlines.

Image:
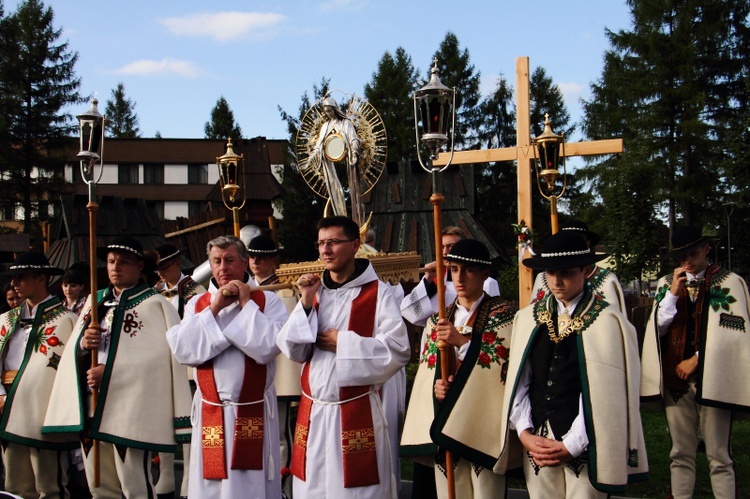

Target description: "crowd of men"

left=0, top=215, right=747, bottom=499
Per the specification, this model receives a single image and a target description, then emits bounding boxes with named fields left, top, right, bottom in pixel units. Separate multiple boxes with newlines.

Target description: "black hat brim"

left=668, top=237, right=711, bottom=257
left=522, top=252, right=608, bottom=270
left=1, top=266, right=64, bottom=277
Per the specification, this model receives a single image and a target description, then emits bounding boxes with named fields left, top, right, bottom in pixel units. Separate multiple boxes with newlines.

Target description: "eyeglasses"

left=314, top=238, right=355, bottom=249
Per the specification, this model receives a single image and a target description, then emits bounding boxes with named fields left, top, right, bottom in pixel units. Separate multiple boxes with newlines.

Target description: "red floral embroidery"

left=47, top=336, right=60, bottom=347
left=0, top=326, right=5, bottom=336
left=478, top=352, right=491, bottom=366
left=44, top=326, right=55, bottom=336
left=535, top=290, right=546, bottom=303
left=482, top=332, right=496, bottom=343
left=495, top=344, right=508, bottom=360
left=428, top=354, right=437, bottom=368
left=39, top=344, right=47, bottom=355
left=430, top=330, right=437, bottom=341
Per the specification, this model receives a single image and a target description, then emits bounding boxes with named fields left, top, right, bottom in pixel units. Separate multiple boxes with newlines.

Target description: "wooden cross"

left=435, top=57, right=623, bottom=304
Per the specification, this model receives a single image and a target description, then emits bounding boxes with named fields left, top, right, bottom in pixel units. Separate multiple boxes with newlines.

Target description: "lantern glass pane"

left=428, top=97, right=443, bottom=134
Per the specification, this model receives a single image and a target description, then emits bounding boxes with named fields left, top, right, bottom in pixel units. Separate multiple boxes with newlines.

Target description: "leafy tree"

left=578, top=0, right=750, bottom=281
left=430, top=32, right=482, bottom=151
left=274, top=78, right=329, bottom=263
left=104, top=82, right=140, bottom=138
left=204, top=96, right=242, bottom=140
left=364, top=47, right=420, bottom=162
left=0, top=0, right=81, bottom=234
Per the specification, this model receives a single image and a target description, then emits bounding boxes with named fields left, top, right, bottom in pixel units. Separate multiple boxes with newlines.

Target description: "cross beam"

left=434, top=57, right=623, bottom=304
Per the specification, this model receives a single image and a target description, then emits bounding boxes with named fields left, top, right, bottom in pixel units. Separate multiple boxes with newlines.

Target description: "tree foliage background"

left=0, top=0, right=81, bottom=237
left=105, top=82, right=140, bottom=139
left=204, top=96, right=243, bottom=140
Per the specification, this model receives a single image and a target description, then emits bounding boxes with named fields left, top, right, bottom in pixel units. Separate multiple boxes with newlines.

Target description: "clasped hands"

left=519, top=429, right=574, bottom=467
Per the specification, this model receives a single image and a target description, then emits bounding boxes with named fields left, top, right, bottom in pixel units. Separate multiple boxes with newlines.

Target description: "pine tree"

left=364, top=47, right=420, bottom=162
left=0, top=0, right=81, bottom=235
left=274, top=78, right=329, bottom=263
left=204, top=96, right=242, bottom=140
left=578, top=0, right=750, bottom=281
left=430, top=32, right=482, bottom=151
left=104, top=82, right=140, bottom=138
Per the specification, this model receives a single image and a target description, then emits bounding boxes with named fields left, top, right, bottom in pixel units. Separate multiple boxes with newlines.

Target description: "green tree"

left=274, top=78, right=329, bottom=263
left=204, top=96, right=242, bottom=140
left=364, top=47, right=420, bottom=163
left=104, top=82, right=140, bottom=138
left=430, top=32, right=482, bottom=151
left=578, top=0, right=750, bottom=281
left=0, top=0, right=81, bottom=234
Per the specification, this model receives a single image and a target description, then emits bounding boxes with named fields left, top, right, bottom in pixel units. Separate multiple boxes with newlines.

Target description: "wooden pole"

left=516, top=57, right=534, bottom=305
left=232, top=207, right=240, bottom=238
left=430, top=171, right=456, bottom=499
left=549, top=195, right=559, bottom=234
left=86, top=194, right=101, bottom=487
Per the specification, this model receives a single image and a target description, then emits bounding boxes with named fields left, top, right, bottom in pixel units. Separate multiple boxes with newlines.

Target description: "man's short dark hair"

left=317, top=216, right=360, bottom=241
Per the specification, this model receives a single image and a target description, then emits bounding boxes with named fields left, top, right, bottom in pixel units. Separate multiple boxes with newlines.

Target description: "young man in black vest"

left=498, top=231, right=648, bottom=497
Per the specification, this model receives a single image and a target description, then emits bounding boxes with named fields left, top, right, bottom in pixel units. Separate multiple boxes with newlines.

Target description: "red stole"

left=194, top=290, right=268, bottom=480
left=291, top=280, right=380, bottom=488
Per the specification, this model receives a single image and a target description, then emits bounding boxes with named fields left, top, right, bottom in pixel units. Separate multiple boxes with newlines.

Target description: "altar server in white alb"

left=167, top=235, right=288, bottom=499
left=401, top=226, right=500, bottom=327
left=0, top=252, right=78, bottom=498
left=43, top=237, right=193, bottom=498
left=151, top=243, right=206, bottom=499
left=277, top=216, right=410, bottom=499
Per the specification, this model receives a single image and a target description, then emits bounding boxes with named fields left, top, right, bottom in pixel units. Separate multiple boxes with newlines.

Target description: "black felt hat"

left=444, top=239, right=492, bottom=268
left=2, top=252, right=64, bottom=277
left=152, top=244, right=183, bottom=266
left=96, top=237, right=144, bottom=261
left=522, top=231, right=607, bottom=270
left=669, top=226, right=711, bottom=257
left=560, top=220, right=600, bottom=247
left=247, top=235, right=279, bottom=257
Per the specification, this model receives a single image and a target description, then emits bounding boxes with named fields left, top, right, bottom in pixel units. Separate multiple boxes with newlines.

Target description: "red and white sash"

left=291, top=280, right=380, bottom=488
left=194, top=290, right=267, bottom=480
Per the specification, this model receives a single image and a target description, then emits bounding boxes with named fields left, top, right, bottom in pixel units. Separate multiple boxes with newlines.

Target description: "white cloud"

left=115, top=58, right=204, bottom=79
left=318, top=0, right=368, bottom=12
left=161, top=12, right=285, bottom=42
left=557, top=81, right=584, bottom=102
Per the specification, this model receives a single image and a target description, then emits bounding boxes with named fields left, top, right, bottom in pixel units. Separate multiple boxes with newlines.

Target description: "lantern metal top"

left=531, top=113, right=566, bottom=198
left=216, top=138, right=245, bottom=205
left=415, top=59, right=453, bottom=100
left=76, top=98, right=104, bottom=123
left=413, top=58, right=456, bottom=171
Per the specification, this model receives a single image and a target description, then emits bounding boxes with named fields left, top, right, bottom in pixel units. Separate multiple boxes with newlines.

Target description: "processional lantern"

left=216, top=138, right=246, bottom=237
left=531, top=113, right=566, bottom=233
left=76, top=97, right=106, bottom=488
left=413, top=57, right=458, bottom=499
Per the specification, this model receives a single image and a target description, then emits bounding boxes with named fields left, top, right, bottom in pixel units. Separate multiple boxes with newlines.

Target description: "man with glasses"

left=642, top=226, right=750, bottom=499
left=277, top=216, right=410, bottom=498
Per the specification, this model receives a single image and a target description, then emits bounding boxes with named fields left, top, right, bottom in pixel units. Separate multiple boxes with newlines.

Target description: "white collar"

left=556, top=292, right=584, bottom=316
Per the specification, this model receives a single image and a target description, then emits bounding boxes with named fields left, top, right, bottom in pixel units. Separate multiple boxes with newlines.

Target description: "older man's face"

left=209, top=245, right=248, bottom=287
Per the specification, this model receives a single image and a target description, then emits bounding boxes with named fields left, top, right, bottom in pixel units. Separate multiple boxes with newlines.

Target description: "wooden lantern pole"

left=430, top=169, right=456, bottom=499
left=85, top=177, right=101, bottom=487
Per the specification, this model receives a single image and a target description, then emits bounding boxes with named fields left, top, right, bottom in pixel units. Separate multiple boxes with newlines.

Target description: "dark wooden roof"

left=363, top=160, right=511, bottom=266
left=46, top=195, right=187, bottom=271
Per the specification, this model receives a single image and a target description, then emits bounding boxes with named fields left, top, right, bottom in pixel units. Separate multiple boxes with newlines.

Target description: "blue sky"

left=10, top=0, right=632, bottom=142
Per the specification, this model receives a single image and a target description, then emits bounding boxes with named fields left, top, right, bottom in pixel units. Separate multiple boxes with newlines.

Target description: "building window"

left=118, top=164, right=139, bottom=184
left=147, top=201, right=165, bottom=220
left=188, top=200, right=207, bottom=217
left=0, top=203, right=15, bottom=221
left=143, top=163, right=164, bottom=184
left=188, top=164, right=209, bottom=184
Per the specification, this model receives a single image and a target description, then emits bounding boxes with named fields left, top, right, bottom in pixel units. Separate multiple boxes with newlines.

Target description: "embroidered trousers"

left=434, top=457, right=506, bottom=499
left=665, top=381, right=735, bottom=499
